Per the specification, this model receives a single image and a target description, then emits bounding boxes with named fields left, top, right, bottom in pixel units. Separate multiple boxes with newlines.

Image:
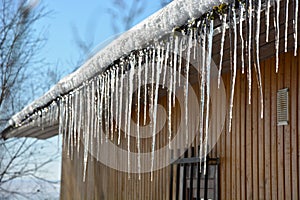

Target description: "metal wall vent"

left=277, top=88, right=289, bottom=126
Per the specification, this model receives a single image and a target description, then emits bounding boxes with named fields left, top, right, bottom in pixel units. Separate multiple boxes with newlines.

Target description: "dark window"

left=170, top=148, right=219, bottom=200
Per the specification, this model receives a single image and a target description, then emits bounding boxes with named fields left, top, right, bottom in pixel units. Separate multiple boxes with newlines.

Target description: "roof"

left=1, top=0, right=231, bottom=139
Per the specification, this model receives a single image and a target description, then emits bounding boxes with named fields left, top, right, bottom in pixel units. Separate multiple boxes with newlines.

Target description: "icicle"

left=83, top=107, right=90, bottom=182
left=91, top=82, right=96, bottom=139
left=115, top=67, right=119, bottom=135
left=151, top=46, right=162, bottom=181
left=124, top=68, right=129, bottom=139
left=150, top=49, right=156, bottom=117
left=118, top=65, right=124, bottom=145
left=143, top=51, right=149, bottom=125
left=256, top=0, right=264, bottom=119
left=203, top=18, right=214, bottom=175
left=184, top=29, right=193, bottom=146
left=284, top=0, right=289, bottom=52
left=73, top=91, right=78, bottom=151
left=173, top=36, right=179, bottom=106
left=110, top=69, right=115, bottom=140
left=69, top=95, right=74, bottom=157
left=266, top=0, right=271, bottom=42
left=229, top=8, right=238, bottom=134
left=218, top=14, right=227, bottom=88
left=137, top=53, right=142, bottom=180
left=239, top=4, right=245, bottom=74
left=198, top=24, right=206, bottom=173
left=248, top=0, right=253, bottom=104
left=162, top=42, right=170, bottom=88
left=87, top=84, right=94, bottom=162
left=105, top=75, right=109, bottom=142
left=178, top=37, right=183, bottom=85
left=99, top=76, right=104, bottom=144
left=168, top=63, right=173, bottom=149
left=78, top=89, right=83, bottom=152
left=294, top=0, right=298, bottom=56
left=127, top=56, right=136, bottom=179
left=275, top=0, right=280, bottom=73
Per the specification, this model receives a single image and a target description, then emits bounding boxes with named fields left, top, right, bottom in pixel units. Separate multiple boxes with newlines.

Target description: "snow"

left=7, top=0, right=229, bottom=128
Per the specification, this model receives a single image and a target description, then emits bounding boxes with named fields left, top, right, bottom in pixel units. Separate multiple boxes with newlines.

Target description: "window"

left=170, top=148, right=219, bottom=200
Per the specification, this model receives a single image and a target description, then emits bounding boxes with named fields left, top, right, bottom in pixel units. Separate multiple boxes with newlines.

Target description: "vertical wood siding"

left=60, top=50, right=299, bottom=200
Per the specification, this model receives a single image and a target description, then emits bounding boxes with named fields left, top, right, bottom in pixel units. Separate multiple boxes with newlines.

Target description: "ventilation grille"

left=277, top=88, right=289, bottom=126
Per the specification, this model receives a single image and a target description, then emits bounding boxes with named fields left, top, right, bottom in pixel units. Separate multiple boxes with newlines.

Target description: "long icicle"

left=284, top=0, right=289, bottom=52
left=99, top=76, right=104, bottom=144
left=275, top=0, right=280, bottom=73
left=218, top=14, right=227, bottom=88
left=173, top=36, right=179, bottom=106
left=184, top=29, right=193, bottom=146
left=118, top=65, right=124, bottom=145
left=168, top=54, right=173, bottom=149
left=294, top=0, right=298, bottom=56
left=151, top=46, right=162, bottom=181
left=256, top=0, right=264, bottom=119
left=199, top=21, right=206, bottom=173
left=239, top=3, right=245, bottom=74
left=127, top=56, right=136, bottom=179
left=248, top=0, right=253, bottom=104
left=229, top=6, right=237, bottom=134
left=266, top=0, right=271, bottom=42
left=137, top=54, right=142, bottom=180
left=203, top=18, right=214, bottom=174
left=144, top=51, right=149, bottom=125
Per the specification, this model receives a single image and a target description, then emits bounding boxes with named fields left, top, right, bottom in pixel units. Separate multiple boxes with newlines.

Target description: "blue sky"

left=36, top=0, right=165, bottom=76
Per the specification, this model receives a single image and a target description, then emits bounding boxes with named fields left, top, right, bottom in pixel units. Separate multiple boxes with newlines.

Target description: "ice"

left=110, top=69, right=115, bottom=140
left=151, top=46, right=162, bottom=181
left=248, top=0, right=253, bottom=104
left=137, top=54, right=142, bottom=180
left=143, top=51, right=149, bottom=125
left=184, top=30, right=193, bottom=145
left=284, top=0, right=289, bottom=52
left=173, top=36, right=179, bottom=106
left=118, top=65, right=124, bottom=145
left=294, top=0, right=298, bottom=56
left=178, top=37, right=183, bottom=85
left=127, top=57, right=136, bottom=178
left=203, top=19, right=213, bottom=174
left=266, top=0, right=271, bottom=42
left=275, top=0, right=280, bottom=73
left=239, top=4, right=245, bottom=74
left=256, top=0, right=264, bottom=119
left=228, top=7, right=237, bottom=134
left=162, top=42, right=170, bottom=88
left=168, top=58, right=173, bottom=149
left=218, top=14, right=227, bottom=88
left=199, top=21, right=206, bottom=172
left=99, top=77, right=105, bottom=144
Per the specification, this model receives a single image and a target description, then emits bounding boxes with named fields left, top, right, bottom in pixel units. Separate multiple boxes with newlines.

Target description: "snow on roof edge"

left=8, top=0, right=229, bottom=128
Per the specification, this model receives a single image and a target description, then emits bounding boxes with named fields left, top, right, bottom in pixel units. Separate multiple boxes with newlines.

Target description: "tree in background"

left=0, top=0, right=61, bottom=198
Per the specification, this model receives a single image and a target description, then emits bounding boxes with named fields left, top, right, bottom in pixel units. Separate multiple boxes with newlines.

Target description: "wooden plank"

left=246, top=64, right=253, bottom=199
left=263, top=54, right=272, bottom=200
left=240, top=69, right=246, bottom=200
left=283, top=51, right=292, bottom=200
left=290, top=50, right=298, bottom=200
left=258, top=60, right=265, bottom=200
left=277, top=52, right=285, bottom=200
left=235, top=70, right=241, bottom=200
left=252, top=66, right=259, bottom=200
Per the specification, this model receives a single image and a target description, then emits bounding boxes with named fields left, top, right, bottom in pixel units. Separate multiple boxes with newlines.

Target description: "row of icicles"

left=18, top=0, right=298, bottom=181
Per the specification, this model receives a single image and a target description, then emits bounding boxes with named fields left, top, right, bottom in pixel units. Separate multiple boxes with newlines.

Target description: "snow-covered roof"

left=1, top=0, right=230, bottom=138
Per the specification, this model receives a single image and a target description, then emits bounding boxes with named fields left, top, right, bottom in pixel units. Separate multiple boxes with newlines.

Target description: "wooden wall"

left=60, top=50, right=300, bottom=199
